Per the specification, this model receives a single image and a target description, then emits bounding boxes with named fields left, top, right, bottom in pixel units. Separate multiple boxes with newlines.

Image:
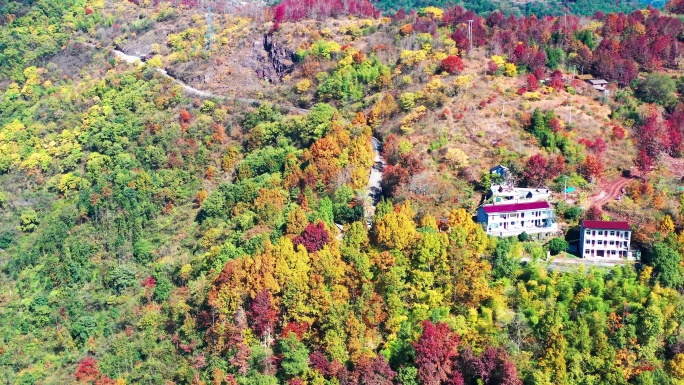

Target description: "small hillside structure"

left=579, top=220, right=632, bottom=260
left=491, top=185, right=551, bottom=204
left=586, top=79, right=609, bottom=91
left=489, top=165, right=510, bottom=179
left=574, top=74, right=609, bottom=91
left=477, top=201, right=557, bottom=238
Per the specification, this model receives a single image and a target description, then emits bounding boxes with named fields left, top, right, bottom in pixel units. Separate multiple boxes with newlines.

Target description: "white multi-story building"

left=580, top=220, right=632, bottom=260
left=477, top=201, right=558, bottom=238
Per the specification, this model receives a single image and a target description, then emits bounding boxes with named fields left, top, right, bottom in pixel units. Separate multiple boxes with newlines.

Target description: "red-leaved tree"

left=352, top=355, right=396, bottom=385
left=248, top=290, right=279, bottom=337
left=549, top=70, right=564, bottom=91
left=612, top=125, right=626, bottom=140
left=413, top=320, right=462, bottom=385
left=309, top=351, right=330, bottom=375
left=294, top=222, right=330, bottom=253
left=524, top=154, right=565, bottom=187
left=440, top=56, right=465, bottom=74
left=524, top=154, right=549, bottom=187
left=75, top=357, right=100, bottom=382
left=635, top=148, right=655, bottom=174
left=141, top=276, right=156, bottom=288
left=179, top=109, right=192, bottom=124
left=579, top=137, right=607, bottom=154
left=458, top=347, right=521, bottom=385
left=665, top=103, right=684, bottom=155
left=526, top=74, right=539, bottom=91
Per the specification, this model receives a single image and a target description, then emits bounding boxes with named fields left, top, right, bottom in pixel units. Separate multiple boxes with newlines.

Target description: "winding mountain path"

left=112, top=49, right=309, bottom=114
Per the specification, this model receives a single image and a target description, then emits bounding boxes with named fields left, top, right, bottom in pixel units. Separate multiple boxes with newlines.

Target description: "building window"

left=598, top=231, right=603, bottom=236
left=610, top=231, right=615, bottom=236
left=598, top=240, right=603, bottom=245
left=609, top=241, right=614, bottom=246
left=592, top=231, right=596, bottom=236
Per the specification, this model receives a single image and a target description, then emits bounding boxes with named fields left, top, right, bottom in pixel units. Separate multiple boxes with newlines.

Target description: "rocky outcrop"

left=251, top=34, right=295, bottom=83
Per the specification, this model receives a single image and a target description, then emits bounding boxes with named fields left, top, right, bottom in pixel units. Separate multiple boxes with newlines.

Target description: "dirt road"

left=112, top=49, right=309, bottom=114
left=364, top=137, right=386, bottom=219
left=589, top=176, right=632, bottom=208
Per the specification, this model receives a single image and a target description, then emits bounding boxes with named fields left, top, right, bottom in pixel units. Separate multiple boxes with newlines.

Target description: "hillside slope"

left=2, top=1, right=684, bottom=385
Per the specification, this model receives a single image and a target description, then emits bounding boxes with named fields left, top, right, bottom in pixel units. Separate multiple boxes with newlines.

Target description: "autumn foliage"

left=582, top=154, right=605, bottom=182
left=293, top=222, right=330, bottom=253
left=6, top=1, right=684, bottom=384
left=439, top=55, right=464, bottom=74
left=549, top=70, right=564, bottom=90
left=414, top=320, right=461, bottom=385
left=523, top=153, right=565, bottom=187
left=272, top=0, right=379, bottom=23
left=179, top=109, right=192, bottom=124
left=248, top=290, right=279, bottom=337
left=74, top=357, right=101, bottom=382
left=526, top=73, right=539, bottom=91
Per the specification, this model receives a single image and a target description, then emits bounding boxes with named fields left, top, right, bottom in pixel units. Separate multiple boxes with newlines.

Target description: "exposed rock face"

left=252, top=34, right=294, bottom=83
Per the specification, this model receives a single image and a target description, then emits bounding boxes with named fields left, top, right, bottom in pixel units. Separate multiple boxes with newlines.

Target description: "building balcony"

left=486, top=223, right=558, bottom=237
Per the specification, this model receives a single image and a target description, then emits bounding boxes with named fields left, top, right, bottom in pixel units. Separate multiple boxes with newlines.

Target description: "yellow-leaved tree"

left=373, top=201, right=418, bottom=250
left=669, top=353, right=684, bottom=381
left=274, top=238, right=313, bottom=324
left=446, top=208, right=492, bottom=309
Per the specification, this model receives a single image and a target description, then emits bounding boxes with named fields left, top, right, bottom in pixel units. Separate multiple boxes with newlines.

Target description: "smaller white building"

left=490, top=185, right=551, bottom=204
left=477, top=201, right=557, bottom=238
left=579, top=220, right=632, bottom=260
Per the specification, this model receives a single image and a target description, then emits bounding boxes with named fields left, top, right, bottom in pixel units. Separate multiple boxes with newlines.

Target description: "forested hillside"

left=2, top=1, right=684, bottom=384
left=371, top=0, right=652, bottom=17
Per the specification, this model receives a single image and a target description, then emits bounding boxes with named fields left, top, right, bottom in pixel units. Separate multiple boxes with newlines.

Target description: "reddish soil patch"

left=590, top=176, right=634, bottom=209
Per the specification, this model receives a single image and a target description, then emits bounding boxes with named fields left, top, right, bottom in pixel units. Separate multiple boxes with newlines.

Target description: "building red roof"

left=482, top=201, right=551, bottom=214
left=581, top=220, right=630, bottom=230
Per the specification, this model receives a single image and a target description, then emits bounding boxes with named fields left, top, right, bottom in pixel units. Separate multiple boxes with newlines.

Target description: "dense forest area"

left=370, top=0, right=655, bottom=17
left=3, top=0, right=684, bottom=384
